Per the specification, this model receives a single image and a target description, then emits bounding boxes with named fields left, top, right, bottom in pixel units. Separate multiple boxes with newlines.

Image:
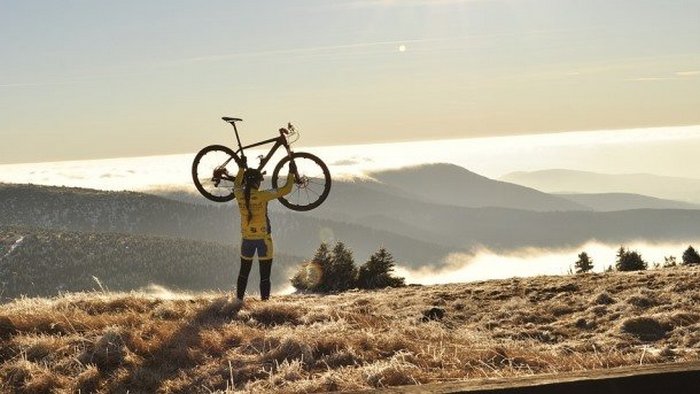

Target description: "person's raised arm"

left=259, top=161, right=296, bottom=201
left=234, top=156, right=247, bottom=188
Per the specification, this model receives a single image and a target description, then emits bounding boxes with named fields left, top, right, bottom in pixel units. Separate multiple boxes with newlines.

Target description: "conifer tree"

left=357, top=247, right=405, bottom=289
left=615, top=246, right=647, bottom=271
left=682, top=245, right=700, bottom=266
left=311, top=242, right=332, bottom=292
left=325, top=242, right=357, bottom=292
left=574, top=251, right=594, bottom=274
left=291, top=242, right=331, bottom=292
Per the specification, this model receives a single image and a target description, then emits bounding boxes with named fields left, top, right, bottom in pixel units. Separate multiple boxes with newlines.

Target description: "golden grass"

left=1, top=267, right=699, bottom=393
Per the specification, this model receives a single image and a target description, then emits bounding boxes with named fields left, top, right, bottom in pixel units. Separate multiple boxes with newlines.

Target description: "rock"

left=421, top=307, right=445, bottom=322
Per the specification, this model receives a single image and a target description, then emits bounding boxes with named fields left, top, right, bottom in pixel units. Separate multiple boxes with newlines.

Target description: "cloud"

left=395, top=240, right=700, bottom=285
left=345, top=0, right=486, bottom=7
left=676, top=70, right=700, bottom=77
left=0, top=80, right=82, bottom=88
left=183, top=38, right=441, bottom=64
left=330, top=157, right=373, bottom=166
left=625, top=70, right=700, bottom=82
left=626, top=77, right=672, bottom=82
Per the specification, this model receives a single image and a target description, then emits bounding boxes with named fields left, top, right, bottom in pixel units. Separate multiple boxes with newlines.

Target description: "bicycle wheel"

left=271, top=152, right=331, bottom=211
left=191, top=144, right=242, bottom=202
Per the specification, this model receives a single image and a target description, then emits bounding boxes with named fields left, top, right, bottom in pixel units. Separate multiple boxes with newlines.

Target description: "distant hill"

left=559, top=193, right=700, bottom=211
left=0, top=226, right=302, bottom=299
left=5, top=174, right=700, bottom=278
left=0, top=183, right=453, bottom=268
left=501, top=169, right=700, bottom=203
left=371, top=164, right=587, bottom=211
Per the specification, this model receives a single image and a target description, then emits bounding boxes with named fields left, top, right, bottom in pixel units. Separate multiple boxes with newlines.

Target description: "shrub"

left=357, top=248, right=405, bottom=289
left=663, top=256, right=677, bottom=268
left=615, top=246, right=647, bottom=272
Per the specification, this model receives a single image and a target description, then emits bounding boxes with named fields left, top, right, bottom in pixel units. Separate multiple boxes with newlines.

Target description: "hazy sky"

left=2, top=0, right=699, bottom=163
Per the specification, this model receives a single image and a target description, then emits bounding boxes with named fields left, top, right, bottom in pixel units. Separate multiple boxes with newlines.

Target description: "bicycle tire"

left=271, top=152, right=331, bottom=211
left=191, top=144, right=243, bottom=203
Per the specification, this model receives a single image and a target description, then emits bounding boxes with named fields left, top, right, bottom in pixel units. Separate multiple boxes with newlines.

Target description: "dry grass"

left=1, top=267, right=699, bottom=393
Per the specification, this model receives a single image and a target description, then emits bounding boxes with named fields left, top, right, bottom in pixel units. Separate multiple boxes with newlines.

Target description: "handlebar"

left=279, top=122, right=297, bottom=136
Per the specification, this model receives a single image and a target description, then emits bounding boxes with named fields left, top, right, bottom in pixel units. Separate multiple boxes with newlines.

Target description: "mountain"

left=5, top=161, right=700, bottom=294
left=370, top=164, right=587, bottom=211
left=559, top=193, right=700, bottom=211
left=7, top=179, right=700, bottom=257
left=0, top=183, right=454, bottom=268
left=501, top=169, right=700, bottom=203
left=0, top=226, right=302, bottom=299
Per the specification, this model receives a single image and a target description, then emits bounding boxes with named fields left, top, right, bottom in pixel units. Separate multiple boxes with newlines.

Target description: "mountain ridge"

left=501, top=169, right=700, bottom=203
left=370, top=163, right=589, bottom=211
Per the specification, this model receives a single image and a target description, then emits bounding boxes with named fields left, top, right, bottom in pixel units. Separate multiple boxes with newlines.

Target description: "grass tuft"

left=620, top=317, right=668, bottom=341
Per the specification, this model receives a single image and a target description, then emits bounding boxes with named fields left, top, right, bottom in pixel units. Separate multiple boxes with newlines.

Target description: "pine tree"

left=291, top=243, right=332, bottom=293
left=615, top=246, right=647, bottom=271
left=682, top=245, right=700, bottom=266
left=325, top=242, right=357, bottom=292
left=357, top=247, right=405, bottom=289
left=311, top=242, right=332, bottom=292
left=574, top=251, right=594, bottom=274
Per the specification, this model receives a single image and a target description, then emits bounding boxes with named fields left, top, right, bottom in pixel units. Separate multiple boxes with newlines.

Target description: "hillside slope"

left=501, top=170, right=700, bottom=203
left=559, top=193, right=700, bottom=211
left=0, top=226, right=302, bottom=299
left=5, top=183, right=700, bottom=261
left=371, top=164, right=587, bottom=211
left=0, top=183, right=453, bottom=268
left=1, top=267, right=698, bottom=393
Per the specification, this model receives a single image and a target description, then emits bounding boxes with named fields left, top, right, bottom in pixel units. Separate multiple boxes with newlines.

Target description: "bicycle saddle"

left=222, top=117, right=243, bottom=123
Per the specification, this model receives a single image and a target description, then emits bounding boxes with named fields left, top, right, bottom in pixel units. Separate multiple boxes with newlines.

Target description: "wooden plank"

left=339, top=361, right=700, bottom=394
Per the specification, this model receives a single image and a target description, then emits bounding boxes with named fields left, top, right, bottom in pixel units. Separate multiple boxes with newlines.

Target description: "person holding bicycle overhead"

left=233, top=156, right=297, bottom=301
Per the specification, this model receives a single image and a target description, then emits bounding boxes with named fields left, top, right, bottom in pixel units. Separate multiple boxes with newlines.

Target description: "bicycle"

left=191, top=117, right=331, bottom=211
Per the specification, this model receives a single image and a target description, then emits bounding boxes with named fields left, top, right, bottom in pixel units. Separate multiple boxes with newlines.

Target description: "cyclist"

left=232, top=157, right=296, bottom=301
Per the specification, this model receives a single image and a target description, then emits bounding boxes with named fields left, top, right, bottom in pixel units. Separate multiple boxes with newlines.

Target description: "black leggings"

left=237, top=258, right=272, bottom=300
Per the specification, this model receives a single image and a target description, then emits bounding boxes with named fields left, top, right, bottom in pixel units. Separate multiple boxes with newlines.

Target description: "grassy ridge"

left=1, top=267, right=699, bottom=393
left=0, top=226, right=301, bottom=299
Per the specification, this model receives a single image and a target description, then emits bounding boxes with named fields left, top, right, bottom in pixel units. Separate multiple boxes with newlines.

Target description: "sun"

left=398, top=44, right=406, bottom=52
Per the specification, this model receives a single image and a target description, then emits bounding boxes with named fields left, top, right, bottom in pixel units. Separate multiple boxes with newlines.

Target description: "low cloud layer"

left=395, top=240, right=700, bottom=285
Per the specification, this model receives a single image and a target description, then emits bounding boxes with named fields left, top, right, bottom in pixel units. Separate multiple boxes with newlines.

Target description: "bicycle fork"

left=283, top=143, right=301, bottom=182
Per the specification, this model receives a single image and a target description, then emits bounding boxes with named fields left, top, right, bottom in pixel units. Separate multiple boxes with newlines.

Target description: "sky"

left=2, top=125, right=699, bottom=193
left=2, top=0, right=700, bottom=164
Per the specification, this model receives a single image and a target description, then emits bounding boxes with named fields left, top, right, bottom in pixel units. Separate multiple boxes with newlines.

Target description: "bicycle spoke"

left=305, top=185, right=320, bottom=197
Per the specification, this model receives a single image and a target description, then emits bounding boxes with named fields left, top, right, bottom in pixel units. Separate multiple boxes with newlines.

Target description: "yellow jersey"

left=233, top=168, right=294, bottom=239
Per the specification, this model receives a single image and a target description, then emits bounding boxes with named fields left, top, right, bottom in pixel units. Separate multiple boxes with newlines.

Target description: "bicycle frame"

left=236, top=135, right=291, bottom=172
left=221, top=120, right=295, bottom=176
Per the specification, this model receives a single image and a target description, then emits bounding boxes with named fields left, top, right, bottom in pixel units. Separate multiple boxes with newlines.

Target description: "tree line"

left=574, top=245, right=700, bottom=274
left=291, top=242, right=405, bottom=293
